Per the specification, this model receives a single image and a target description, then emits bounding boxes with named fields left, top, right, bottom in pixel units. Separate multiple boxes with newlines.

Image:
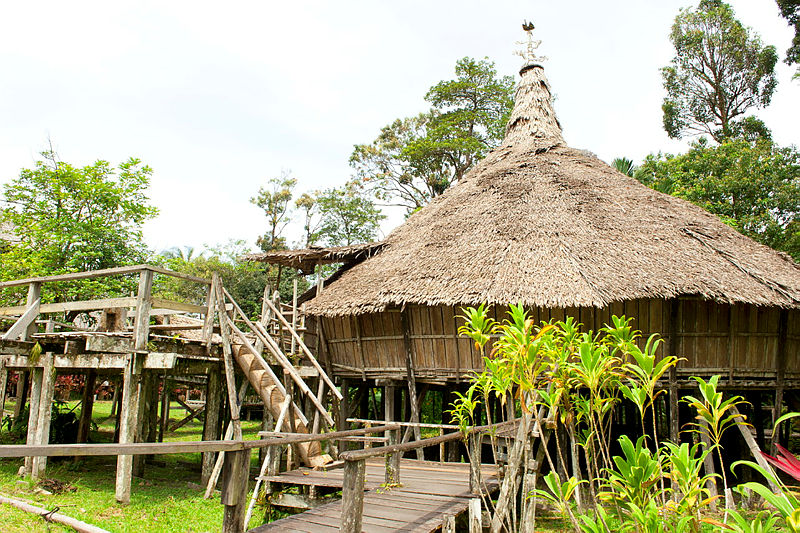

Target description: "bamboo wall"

left=319, top=298, right=800, bottom=387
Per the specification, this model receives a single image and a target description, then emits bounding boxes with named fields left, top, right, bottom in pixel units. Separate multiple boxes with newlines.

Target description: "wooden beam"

left=2, top=298, right=40, bottom=340
left=0, top=264, right=210, bottom=289
left=0, top=297, right=135, bottom=317
left=150, top=298, right=207, bottom=315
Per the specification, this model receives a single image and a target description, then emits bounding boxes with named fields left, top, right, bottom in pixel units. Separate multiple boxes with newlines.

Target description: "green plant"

left=683, top=375, right=748, bottom=515
left=530, top=472, right=584, bottom=520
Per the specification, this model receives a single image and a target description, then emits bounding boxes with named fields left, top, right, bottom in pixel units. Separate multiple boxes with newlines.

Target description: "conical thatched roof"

left=306, top=64, right=800, bottom=317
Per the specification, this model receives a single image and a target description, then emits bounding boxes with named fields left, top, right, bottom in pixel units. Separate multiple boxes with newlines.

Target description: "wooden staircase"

left=212, top=281, right=341, bottom=468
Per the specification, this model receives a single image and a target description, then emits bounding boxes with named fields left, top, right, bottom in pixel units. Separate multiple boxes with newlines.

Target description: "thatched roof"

left=305, top=64, right=800, bottom=316
left=243, top=243, right=384, bottom=273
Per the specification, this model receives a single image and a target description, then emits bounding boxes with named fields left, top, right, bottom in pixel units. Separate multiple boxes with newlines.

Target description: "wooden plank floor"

left=250, top=458, right=498, bottom=532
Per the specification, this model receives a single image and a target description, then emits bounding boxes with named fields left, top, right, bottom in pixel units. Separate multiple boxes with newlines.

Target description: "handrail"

left=339, top=419, right=517, bottom=462
left=0, top=424, right=400, bottom=458
left=0, top=264, right=211, bottom=289
left=347, top=417, right=459, bottom=430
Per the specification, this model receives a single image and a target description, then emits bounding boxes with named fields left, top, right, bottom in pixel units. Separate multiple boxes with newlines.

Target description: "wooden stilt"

left=202, top=369, right=223, bottom=485
left=0, top=360, right=7, bottom=422
left=668, top=299, right=680, bottom=444
left=221, top=448, right=251, bottom=533
left=24, top=365, right=43, bottom=475
left=133, top=371, right=156, bottom=477
left=77, top=370, right=97, bottom=444
left=13, top=371, right=29, bottom=421
left=400, top=308, right=423, bottom=459
left=772, top=310, right=789, bottom=454
left=158, top=375, right=169, bottom=442
left=32, top=323, right=56, bottom=480
left=115, top=269, right=152, bottom=504
left=338, top=379, right=350, bottom=432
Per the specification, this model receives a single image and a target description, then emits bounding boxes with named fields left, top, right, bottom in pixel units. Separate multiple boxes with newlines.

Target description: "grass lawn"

left=0, top=399, right=269, bottom=532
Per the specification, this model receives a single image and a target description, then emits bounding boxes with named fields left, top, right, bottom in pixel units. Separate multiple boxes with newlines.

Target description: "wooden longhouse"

left=248, top=58, right=800, bottom=446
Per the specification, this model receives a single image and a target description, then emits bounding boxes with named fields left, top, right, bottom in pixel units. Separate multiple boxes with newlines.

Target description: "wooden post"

left=468, top=432, right=482, bottom=495
left=158, top=375, right=170, bottom=442
left=116, top=269, right=152, bottom=504
left=338, top=378, right=350, bottom=433
left=22, top=282, right=42, bottom=476
left=31, top=320, right=56, bottom=479
left=77, top=370, right=97, bottom=444
left=202, top=369, right=223, bottom=485
left=668, top=299, right=680, bottom=444
left=469, top=498, right=482, bottom=533
left=698, top=419, right=719, bottom=509
left=772, top=309, right=789, bottom=454
left=24, top=365, right=43, bottom=475
left=13, top=371, right=29, bottom=421
left=443, top=514, right=456, bottom=533
left=400, top=308, right=423, bottom=459
left=385, top=427, right=400, bottom=485
left=340, top=459, right=366, bottom=533
left=0, top=359, right=7, bottom=421
left=221, top=448, right=251, bottom=533
left=133, top=371, right=156, bottom=477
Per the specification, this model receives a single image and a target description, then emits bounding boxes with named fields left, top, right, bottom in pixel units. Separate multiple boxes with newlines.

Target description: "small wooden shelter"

left=249, top=61, right=800, bottom=444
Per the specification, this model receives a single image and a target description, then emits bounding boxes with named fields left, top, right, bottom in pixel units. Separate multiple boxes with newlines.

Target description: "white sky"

left=1, top=1, right=798, bottom=254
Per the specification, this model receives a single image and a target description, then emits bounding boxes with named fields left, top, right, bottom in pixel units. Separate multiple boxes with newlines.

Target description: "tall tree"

left=776, top=0, right=800, bottom=78
left=0, top=151, right=157, bottom=285
left=661, top=0, right=778, bottom=142
left=350, top=57, right=514, bottom=213
left=251, top=171, right=296, bottom=252
left=314, top=186, right=385, bottom=247
left=637, top=138, right=800, bottom=260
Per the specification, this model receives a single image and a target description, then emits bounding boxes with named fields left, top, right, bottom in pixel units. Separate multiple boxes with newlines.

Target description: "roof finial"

left=514, top=20, right=547, bottom=69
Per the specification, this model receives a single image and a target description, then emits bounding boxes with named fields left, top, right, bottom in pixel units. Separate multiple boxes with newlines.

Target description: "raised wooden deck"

left=250, top=458, right=499, bottom=532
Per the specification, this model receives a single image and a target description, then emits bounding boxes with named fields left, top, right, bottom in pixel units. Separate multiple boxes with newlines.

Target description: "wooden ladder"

left=212, top=281, right=341, bottom=468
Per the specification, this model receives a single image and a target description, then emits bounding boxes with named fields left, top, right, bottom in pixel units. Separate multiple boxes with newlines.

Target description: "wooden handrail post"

left=468, top=432, right=481, bottom=495
left=221, top=448, right=251, bottom=533
left=341, top=458, right=366, bottom=533
left=385, top=427, right=400, bottom=485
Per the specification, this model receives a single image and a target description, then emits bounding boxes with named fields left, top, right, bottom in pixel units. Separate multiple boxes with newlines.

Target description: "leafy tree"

left=661, top=0, right=778, bottom=142
left=157, top=240, right=305, bottom=318
left=776, top=0, right=800, bottom=78
left=251, top=171, right=296, bottom=252
left=0, top=151, right=157, bottom=302
left=315, top=186, right=385, bottom=247
left=637, top=138, right=800, bottom=260
left=295, top=192, right=322, bottom=248
left=350, top=57, right=514, bottom=213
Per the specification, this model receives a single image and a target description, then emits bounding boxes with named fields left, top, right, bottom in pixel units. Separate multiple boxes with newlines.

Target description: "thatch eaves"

left=243, top=243, right=384, bottom=274
left=304, top=65, right=800, bottom=316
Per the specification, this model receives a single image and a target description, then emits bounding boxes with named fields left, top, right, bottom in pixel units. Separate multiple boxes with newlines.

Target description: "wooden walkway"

left=250, top=458, right=499, bottom=532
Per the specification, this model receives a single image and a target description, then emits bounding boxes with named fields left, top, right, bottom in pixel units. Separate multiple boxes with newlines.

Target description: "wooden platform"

left=251, top=458, right=499, bottom=532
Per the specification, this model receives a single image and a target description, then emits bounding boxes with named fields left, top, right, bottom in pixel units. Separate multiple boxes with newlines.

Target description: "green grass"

left=0, top=399, right=269, bottom=532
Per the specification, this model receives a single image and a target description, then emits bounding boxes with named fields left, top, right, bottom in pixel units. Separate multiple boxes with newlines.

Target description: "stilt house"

left=249, top=53, right=800, bottom=442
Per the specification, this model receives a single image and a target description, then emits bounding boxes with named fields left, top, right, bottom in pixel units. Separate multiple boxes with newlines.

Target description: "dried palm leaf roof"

left=243, top=243, right=384, bottom=274
left=305, top=65, right=800, bottom=316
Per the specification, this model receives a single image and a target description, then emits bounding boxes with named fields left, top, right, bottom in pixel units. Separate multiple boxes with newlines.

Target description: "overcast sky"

left=1, top=1, right=798, bottom=254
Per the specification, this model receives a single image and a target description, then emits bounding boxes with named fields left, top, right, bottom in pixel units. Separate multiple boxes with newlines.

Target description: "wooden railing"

left=0, top=264, right=214, bottom=344
left=0, top=424, right=399, bottom=533
left=337, top=419, right=517, bottom=533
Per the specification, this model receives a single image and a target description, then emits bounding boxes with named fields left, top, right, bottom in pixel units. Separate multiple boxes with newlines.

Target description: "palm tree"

left=612, top=157, right=637, bottom=177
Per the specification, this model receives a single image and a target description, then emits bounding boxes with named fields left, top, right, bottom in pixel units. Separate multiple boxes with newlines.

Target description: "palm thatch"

left=243, top=243, right=384, bottom=274
left=305, top=64, right=800, bottom=316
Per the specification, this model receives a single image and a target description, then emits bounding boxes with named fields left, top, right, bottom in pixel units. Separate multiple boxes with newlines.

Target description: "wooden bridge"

left=252, top=458, right=498, bottom=532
